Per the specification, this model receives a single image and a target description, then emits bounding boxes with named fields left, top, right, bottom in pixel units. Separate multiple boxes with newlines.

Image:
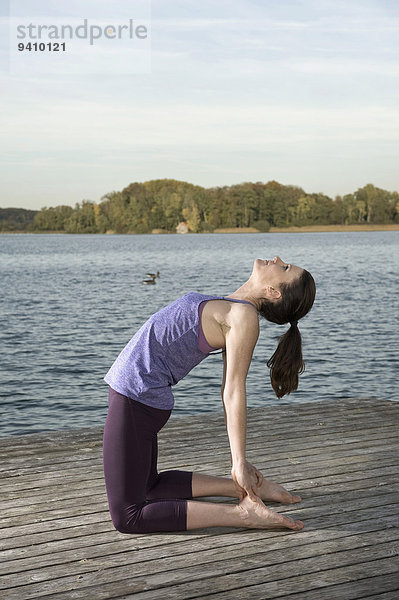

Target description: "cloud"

left=2, top=99, right=398, bottom=161
left=1, top=0, right=399, bottom=208
left=288, top=58, right=399, bottom=76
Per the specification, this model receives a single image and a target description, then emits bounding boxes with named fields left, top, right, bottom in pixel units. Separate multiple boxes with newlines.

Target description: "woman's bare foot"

left=258, top=478, right=302, bottom=504
left=238, top=496, right=304, bottom=531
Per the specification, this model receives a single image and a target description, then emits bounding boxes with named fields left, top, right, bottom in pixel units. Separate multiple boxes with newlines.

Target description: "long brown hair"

left=259, top=269, right=316, bottom=398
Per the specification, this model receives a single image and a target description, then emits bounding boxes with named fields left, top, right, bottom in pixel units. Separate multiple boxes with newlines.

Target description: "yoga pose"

left=103, top=256, right=316, bottom=533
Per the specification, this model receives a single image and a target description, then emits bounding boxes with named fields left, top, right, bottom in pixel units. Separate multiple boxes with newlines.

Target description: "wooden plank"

left=2, top=421, right=396, bottom=475
left=1, top=442, right=397, bottom=509
left=0, top=399, right=398, bottom=600
left=2, top=412, right=397, bottom=473
left=196, top=573, right=399, bottom=600
left=275, top=575, right=399, bottom=600
left=2, top=484, right=399, bottom=531
left=1, top=398, right=396, bottom=458
left=2, top=525, right=398, bottom=591
left=2, top=471, right=399, bottom=540
left=2, top=424, right=398, bottom=475
left=2, top=430, right=398, bottom=480
left=1, top=468, right=395, bottom=518
left=2, top=473, right=398, bottom=525
left=1, top=446, right=398, bottom=499
left=0, top=472, right=397, bottom=540
left=9, top=553, right=397, bottom=600
left=1, top=512, right=398, bottom=577
left=2, top=508, right=397, bottom=566
left=2, top=474, right=399, bottom=548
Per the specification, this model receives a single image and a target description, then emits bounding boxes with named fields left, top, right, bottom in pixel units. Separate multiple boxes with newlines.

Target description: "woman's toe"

left=290, top=494, right=302, bottom=503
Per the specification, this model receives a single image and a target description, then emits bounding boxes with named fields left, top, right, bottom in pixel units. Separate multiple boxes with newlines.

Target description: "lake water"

left=0, top=232, right=398, bottom=437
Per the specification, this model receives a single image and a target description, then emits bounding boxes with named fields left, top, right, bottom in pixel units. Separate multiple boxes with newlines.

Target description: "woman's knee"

left=110, top=503, right=144, bottom=534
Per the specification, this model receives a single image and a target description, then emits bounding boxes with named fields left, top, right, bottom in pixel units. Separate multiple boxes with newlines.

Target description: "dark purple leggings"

left=103, top=387, right=192, bottom=533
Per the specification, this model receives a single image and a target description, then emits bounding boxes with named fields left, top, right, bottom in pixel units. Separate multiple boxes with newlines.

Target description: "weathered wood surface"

left=0, top=398, right=398, bottom=599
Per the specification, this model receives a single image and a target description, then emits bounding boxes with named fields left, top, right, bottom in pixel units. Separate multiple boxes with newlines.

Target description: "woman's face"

left=252, top=256, right=303, bottom=292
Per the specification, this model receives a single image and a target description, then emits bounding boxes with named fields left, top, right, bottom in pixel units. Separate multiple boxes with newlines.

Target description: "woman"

left=103, top=256, right=316, bottom=533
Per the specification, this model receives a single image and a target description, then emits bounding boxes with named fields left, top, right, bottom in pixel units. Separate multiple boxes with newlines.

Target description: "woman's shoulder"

left=223, top=302, right=259, bottom=351
left=226, top=300, right=259, bottom=326
left=208, top=297, right=259, bottom=330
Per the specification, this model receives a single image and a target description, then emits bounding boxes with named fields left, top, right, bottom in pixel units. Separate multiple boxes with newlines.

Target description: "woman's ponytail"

left=267, top=323, right=304, bottom=398
left=259, top=269, right=316, bottom=398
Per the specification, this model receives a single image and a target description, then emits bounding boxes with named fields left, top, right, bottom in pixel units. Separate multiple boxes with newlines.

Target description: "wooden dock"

left=1, top=398, right=398, bottom=599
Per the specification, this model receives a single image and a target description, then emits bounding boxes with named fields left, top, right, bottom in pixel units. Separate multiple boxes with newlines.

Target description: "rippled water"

left=0, top=232, right=398, bottom=436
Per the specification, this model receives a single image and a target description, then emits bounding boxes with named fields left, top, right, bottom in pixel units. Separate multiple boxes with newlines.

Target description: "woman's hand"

left=231, top=460, right=264, bottom=501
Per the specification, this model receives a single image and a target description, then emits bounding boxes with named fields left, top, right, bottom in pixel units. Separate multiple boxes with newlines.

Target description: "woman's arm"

left=221, top=349, right=227, bottom=425
left=222, top=304, right=263, bottom=500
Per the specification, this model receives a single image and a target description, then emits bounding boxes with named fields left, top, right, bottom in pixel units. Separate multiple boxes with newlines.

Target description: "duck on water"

left=141, top=271, right=160, bottom=285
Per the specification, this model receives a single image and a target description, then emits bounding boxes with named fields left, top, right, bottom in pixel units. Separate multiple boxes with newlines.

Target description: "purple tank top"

left=198, top=300, right=218, bottom=353
left=104, top=292, right=253, bottom=409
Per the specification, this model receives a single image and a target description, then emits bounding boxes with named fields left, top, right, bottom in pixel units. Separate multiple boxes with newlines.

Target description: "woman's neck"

left=225, top=281, right=260, bottom=309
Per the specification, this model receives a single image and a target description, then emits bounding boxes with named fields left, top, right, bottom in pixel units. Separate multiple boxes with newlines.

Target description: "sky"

left=1, top=0, right=399, bottom=210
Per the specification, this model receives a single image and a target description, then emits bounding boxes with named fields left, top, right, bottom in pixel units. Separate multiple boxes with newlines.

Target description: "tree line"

left=1, top=180, right=398, bottom=233
left=0, top=208, right=38, bottom=232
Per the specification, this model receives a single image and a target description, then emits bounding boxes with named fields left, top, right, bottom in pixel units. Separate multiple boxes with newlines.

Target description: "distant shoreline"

left=1, top=223, right=398, bottom=235
left=269, top=224, right=399, bottom=233
left=213, top=224, right=399, bottom=233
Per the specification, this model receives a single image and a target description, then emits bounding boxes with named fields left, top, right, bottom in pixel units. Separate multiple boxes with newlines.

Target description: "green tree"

left=12, top=178, right=398, bottom=235
left=342, top=194, right=357, bottom=224
left=355, top=184, right=395, bottom=224
left=0, top=208, right=37, bottom=231
left=33, top=205, right=74, bottom=231
left=182, top=204, right=200, bottom=232
left=64, top=201, right=97, bottom=233
left=330, top=196, right=346, bottom=224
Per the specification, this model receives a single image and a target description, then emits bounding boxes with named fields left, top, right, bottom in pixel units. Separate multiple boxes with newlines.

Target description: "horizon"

left=1, top=177, right=398, bottom=212
left=1, top=0, right=399, bottom=210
